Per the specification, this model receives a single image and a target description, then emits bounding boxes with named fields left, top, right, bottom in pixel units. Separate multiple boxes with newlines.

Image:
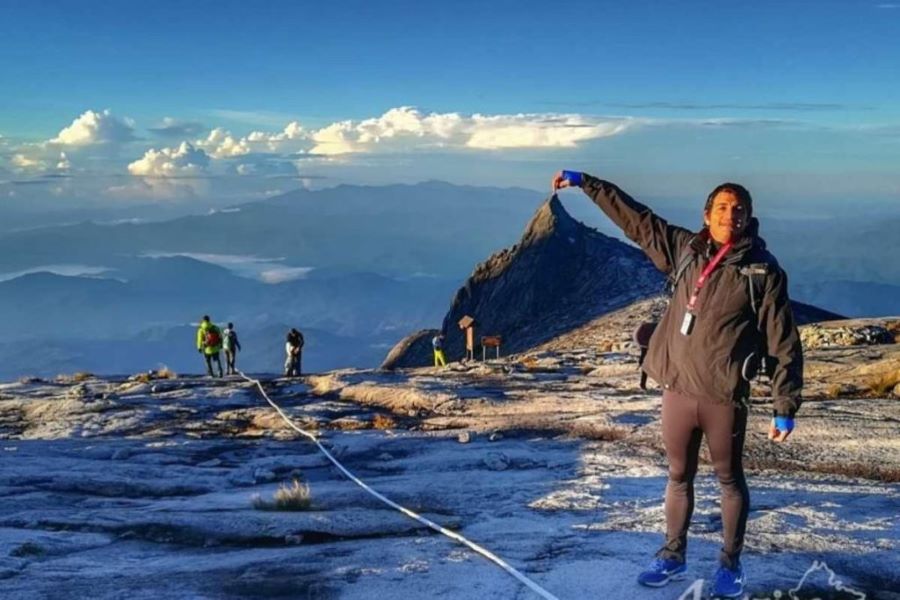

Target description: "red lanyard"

left=686, top=241, right=733, bottom=312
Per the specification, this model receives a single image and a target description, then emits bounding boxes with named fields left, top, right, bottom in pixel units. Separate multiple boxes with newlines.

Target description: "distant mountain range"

left=0, top=181, right=895, bottom=379
left=0, top=182, right=543, bottom=278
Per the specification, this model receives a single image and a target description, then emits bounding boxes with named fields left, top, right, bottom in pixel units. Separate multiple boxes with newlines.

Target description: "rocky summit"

left=384, top=196, right=664, bottom=368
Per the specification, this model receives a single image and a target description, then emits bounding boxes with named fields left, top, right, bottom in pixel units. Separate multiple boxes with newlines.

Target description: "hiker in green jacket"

left=553, top=171, right=803, bottom=598
left=196, top=315, right=224, bottom=378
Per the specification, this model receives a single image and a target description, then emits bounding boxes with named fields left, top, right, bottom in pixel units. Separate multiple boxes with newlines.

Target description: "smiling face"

left=704, top=190, right=749, bottom=244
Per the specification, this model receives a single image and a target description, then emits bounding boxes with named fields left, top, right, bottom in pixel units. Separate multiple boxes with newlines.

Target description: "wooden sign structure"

left=481, top=335, right=502, bottom=361
left=458, top=315, right=475, bottom=361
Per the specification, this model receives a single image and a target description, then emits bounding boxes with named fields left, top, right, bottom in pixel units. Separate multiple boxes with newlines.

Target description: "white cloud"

left=180, top=106, right=636, bottom=161
left=232, top=158, right=298, bottom=177
left=307, top=106, right=636, bottom=154
left=188, top=122, right=310, bottom=162
left=105, top=176, right=207, bottom=200
left=140, top=251, right=312, bottom=283
left=196, top=127, right=251, bottom=158
left=257, top=121, right=306, bottom=142
left=56, top=152, right=70, bottom=171
left=49, top=109, right=136, bottom=146
left=11, top=153, right=47, bottom=171
left=259, top=266, right=313, bottom=284
left=465, top=114, right=631, bottom=149
left=241, top=121, right=308, bottom=152
left=0, top=264, right=111, bottom=283
left=127, top=142, right=211, bottom=177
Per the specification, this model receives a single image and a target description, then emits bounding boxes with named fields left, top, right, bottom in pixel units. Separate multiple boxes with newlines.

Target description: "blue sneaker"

left=637, top=557, right=687, bottom=587
left=712, top=562, right=745, bottom=598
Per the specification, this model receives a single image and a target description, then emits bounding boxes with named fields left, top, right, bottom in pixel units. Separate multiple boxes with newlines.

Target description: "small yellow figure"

left=432, top=333, right=446, bottom=367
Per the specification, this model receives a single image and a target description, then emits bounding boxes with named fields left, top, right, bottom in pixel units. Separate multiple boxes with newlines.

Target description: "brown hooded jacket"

left=582, top=175, right=803, bottom=416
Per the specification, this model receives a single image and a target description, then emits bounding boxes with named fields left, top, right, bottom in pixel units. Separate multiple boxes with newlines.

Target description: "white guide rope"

left=239, top=371, right=560, bottom=600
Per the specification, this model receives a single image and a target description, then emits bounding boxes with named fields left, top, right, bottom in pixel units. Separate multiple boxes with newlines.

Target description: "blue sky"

left=1, top=0, right=898, bottom=207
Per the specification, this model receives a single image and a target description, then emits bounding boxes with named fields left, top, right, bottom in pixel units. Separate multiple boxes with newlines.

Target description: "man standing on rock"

left=552, top=171, right=803, bottom=598
left=285, top=327, right=305, bottom=377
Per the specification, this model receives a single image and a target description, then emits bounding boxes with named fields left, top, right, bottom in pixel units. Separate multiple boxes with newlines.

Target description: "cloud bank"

left=128, top=142, right=211, bottom=177
left=50, top=109, right=136, bottom=146
left=308, top=107, right=636, bottom=155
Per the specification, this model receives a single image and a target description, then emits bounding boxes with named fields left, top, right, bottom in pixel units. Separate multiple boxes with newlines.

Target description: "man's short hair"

left=202, top=315, right=210, bottom=322
left=705, top=183, right=753, bottom=218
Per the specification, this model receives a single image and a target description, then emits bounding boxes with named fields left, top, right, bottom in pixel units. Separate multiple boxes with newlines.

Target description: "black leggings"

left=659, top=389, right=749, bottom=568
left=204, top=352, right=223, bottom=377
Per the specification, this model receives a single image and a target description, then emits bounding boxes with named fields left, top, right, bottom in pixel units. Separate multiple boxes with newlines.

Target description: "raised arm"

left=554, top=171, right=694, bottom=273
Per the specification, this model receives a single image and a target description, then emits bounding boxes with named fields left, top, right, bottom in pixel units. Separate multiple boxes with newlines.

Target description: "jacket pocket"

left=710, top=353, right=741, bottom=400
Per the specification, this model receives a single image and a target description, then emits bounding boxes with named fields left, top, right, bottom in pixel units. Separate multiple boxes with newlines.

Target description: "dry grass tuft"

left=885, top=319, right=900, bottom=343
left=823, top=382, right=859, bottom=399
left=156, top=367, right=178, bottom=379
left=518, top=356, right=538, bottom=370
left=864, top=369, right=900, bottom=397
left=815, top=462, right=900, bottom=482
left=570, top=423, right=630, bottom=442
left=372, top=413, right=397, bottom=430
left=824, top=383, right=843, bottom=399
left=515, top=356, right=560, bottom=374
left=330, top=418, right=368, bottom=431
left=252, top=479, right=312, bottom=511
left=130, top=367, right=178, bottom=384
left=747, top=458, right=900, bottom=483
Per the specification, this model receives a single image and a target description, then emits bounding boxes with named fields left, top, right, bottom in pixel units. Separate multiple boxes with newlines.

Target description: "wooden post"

left=458, top=315, right=476, bottom=361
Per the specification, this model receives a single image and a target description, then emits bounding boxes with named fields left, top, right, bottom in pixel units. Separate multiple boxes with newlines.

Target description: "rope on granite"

left=239, top=371, right=560, bottom=600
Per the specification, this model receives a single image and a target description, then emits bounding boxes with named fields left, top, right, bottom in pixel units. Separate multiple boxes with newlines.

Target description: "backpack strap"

left=667, top=236, right=697, bottom=295
left=739, top=262, right=771, bottom=381
left=739, top=263, right=768, bottom=316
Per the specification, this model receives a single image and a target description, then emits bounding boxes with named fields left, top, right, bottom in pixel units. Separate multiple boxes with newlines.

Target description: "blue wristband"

left=561, top=170, right=583, bottom=187
left=774, top=416, right=794, bottom=433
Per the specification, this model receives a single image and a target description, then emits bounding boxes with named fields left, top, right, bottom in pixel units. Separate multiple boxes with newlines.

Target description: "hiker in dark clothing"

left=284, top=328, right=305, bottom=377
left=222, top=322, right=242, bottom=375
left=196, top=315, right=224, bottom=378
left=553, top=171, right=803, bottom=598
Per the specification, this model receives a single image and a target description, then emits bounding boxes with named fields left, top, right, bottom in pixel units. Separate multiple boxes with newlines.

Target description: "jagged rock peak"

left=521, top=195, right=580, bottom=246
left=468, top=196, right=585, bottom=282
